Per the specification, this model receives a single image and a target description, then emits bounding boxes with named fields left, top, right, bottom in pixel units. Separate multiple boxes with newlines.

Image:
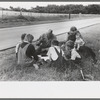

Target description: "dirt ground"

left=0, top=23, right=100, bottom=81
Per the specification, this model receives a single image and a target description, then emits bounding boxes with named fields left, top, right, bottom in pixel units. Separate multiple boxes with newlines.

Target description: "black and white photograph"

left=0, top=1, right=100, bottom=82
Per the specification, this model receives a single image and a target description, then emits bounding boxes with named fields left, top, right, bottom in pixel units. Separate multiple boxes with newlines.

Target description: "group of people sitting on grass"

left=15, top=26, right=97, bottom=79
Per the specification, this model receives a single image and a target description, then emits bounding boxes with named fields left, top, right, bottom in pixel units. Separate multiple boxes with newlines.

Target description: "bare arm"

left=63, top=54, right=68, bottom=61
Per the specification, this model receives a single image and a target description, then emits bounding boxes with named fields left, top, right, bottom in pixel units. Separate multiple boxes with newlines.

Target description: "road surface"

left=0, top=17, right=100, bottom=50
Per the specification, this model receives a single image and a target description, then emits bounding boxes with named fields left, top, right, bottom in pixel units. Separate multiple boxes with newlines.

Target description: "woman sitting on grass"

left=66, top=26, right=83, bottom=42
left=17, top=34, right=39, bottom=69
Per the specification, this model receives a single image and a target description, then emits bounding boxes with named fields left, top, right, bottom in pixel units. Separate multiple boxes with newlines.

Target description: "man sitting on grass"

left=36, top=29, right=57, bottom=55
left=66, top=26, right=83, bottom=42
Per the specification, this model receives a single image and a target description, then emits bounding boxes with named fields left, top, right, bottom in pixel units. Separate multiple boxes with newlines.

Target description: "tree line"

left=8, top=4, right=100, bottom=14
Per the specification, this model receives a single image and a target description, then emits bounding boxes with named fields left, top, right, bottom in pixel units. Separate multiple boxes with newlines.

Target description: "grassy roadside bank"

left=0, top=24, right=100, bottom=81
left=0, top=15, right=100, bottom=29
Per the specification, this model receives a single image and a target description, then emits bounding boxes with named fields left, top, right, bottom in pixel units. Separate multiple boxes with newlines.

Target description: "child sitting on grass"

left=15, top=33, right=27, bottom=59
left=62, top=40, right=81, bottom=62
left=47, top=39, right=65, bottom=70
left=74, top=34, right=85, bottom=50
left=17, top=34, right=39, bottom=69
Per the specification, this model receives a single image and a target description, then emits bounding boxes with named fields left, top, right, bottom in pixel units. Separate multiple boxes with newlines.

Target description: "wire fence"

left=0, top=10, right=70, bottom=19
left=0, top=9, right=100, bottom=21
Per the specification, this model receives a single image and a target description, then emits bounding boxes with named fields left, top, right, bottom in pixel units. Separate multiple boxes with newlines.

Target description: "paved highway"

left=0, top=17, right=100, bottom=50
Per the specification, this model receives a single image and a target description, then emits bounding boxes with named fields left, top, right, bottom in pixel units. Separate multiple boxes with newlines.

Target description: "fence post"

left=69, top=13, right=71, bottom=19
left=2, top=8, right=3, bottom=22
left=20, top=9, right=22, bottom=16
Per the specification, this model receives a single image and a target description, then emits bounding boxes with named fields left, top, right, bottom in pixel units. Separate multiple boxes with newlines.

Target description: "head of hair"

left=47, top=29, right=53, bottom=39
left=21, top=33, right=26, bottom=40
left=65, top=40, right=74, bottom=49
left=48, top=29, right=53, bottom=33
left=76, top=33, right=80, bottom=38
left=51, top=39, right=59, bottom=46
left=70, top=26, right=77, bottom=32
left=27, top=34, right=34, bottom=43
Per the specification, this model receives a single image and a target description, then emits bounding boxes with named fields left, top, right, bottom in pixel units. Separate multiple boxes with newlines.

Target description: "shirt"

left=71, top=48, right=81, bottom=60
left=47, top=46, right=64, bottom=61
left=37, top=33, right=57, bottom=47
left=75, top=38, right=85, bottom=47
left=26, top=44, right=38, bottom=61
left=15, top=40, right=28, bottom=53
left=15, top=42, right=21, bottom=53
left=19, top=42, right=38, bottom=61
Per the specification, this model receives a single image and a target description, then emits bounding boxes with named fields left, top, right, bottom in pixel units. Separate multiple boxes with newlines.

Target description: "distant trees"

left=9, top=4, right=100, bottom=14
left=30, top=4, right=100, bottom=14
left=85, top=5, right=100, bottom=14
left=9, top=6, right=29, bottom=12
left=10, top=6, right=21, bottom=11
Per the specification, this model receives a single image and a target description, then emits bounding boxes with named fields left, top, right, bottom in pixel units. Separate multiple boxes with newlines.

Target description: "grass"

left=0, top=23, right=100, bottom=81
left=0, top=15, right=69, bottom=29
left=0, top=14, right=100, bottom=29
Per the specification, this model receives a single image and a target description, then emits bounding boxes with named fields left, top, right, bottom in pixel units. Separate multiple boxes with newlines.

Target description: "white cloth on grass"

left=38, top=55, right=49, bottom=61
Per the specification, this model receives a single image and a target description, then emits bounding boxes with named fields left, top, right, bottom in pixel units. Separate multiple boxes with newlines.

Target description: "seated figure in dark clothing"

left=17, top=34, right=39, bottom=68
left=66, top=26, right=83, bottom=42
left=78, top=45, right=97, bottom=63
left=61, top=40, right=82, bottom=72
left=36, top=29, right=57, bottom=55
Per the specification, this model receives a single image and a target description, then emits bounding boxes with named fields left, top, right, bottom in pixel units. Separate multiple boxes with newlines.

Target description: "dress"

left=75, top=38, right=85, bottom=50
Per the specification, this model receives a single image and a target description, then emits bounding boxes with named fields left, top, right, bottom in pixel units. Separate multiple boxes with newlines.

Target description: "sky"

left=0, top=2, right=100, bottom=9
